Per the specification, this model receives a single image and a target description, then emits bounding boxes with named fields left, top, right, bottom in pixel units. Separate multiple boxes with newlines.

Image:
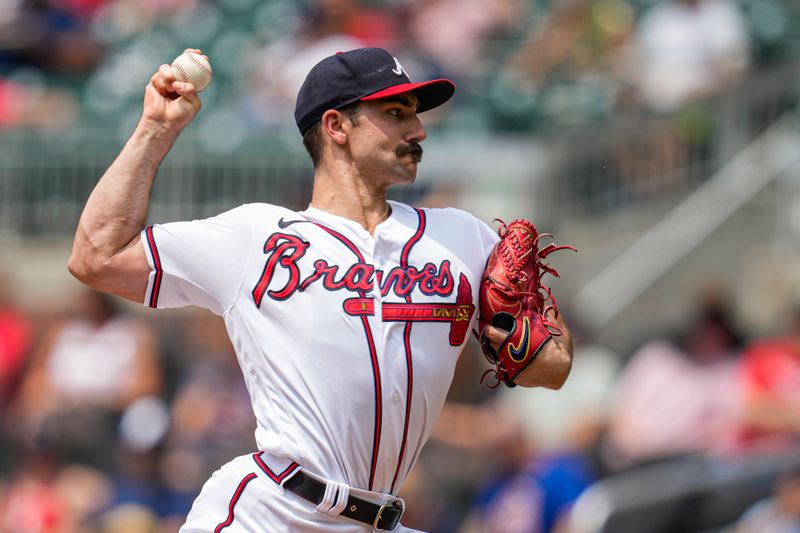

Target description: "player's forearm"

left=68, top=120, right=178, bottom=285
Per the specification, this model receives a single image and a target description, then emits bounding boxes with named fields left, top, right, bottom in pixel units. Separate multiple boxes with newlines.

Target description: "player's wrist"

left=132, top=118, right=182, bottom=150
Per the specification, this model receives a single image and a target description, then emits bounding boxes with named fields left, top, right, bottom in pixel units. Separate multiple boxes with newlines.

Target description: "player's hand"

left=482, top=308, right=573, bottom=386
left=141, top=48, right=204, bottom=133
left=482, top=306, right=569, bottom=352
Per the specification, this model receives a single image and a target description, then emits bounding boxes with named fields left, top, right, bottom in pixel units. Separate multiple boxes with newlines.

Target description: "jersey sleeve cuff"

left=141, top=225, right=164, bottom=308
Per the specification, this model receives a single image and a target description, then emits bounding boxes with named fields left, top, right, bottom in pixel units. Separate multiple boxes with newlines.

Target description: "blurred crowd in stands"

left=3, top=269, right=800, bottom=531
left=0, top=279, right=258, bottom=532
left=2, top=0, right=797, bottom=226
left=2, top=0, right=794, bottom=229
left=0, top=0, right=796, bottom=141
left=2, top=0, right=796, bottom=229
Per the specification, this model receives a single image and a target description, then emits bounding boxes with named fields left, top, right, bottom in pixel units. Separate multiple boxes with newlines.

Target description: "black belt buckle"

left=372, top=500, right=404, bottom=530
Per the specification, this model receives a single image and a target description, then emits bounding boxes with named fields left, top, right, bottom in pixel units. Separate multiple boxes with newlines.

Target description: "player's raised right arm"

left=68, top=56, right=203, bottom=303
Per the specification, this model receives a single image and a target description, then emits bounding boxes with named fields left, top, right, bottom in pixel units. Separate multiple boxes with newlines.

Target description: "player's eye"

left=388, top=109, right=401, bottom=117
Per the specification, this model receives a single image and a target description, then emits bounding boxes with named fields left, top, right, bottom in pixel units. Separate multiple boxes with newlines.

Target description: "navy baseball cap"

left=294, top=48, right=456, bottom=135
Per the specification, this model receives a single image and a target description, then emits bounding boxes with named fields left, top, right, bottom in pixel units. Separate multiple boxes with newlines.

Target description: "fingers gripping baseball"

left=142, top=50, right=205, bottom=132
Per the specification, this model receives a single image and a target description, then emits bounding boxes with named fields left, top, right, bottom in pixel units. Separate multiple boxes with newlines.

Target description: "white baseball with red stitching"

left=171, top=51, right=212, bottom=92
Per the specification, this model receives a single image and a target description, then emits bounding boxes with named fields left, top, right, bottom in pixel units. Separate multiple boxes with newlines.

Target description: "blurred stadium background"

left=2, top=0, right=800, bottom=531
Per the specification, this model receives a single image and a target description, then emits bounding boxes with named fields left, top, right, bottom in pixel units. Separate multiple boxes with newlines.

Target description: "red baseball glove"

left=478, top=219, right=575, bottom=388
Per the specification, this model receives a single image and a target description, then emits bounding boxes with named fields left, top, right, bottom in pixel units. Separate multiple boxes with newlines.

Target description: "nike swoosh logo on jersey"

left=509, top=317, right=531, bottom=363
left=277, top=217, right=309, bottom=229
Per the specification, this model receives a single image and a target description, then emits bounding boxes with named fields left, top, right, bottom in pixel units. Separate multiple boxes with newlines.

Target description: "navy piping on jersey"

left=310, top=221, right=383, bottom=491
left=390, top=208, right=426, bottom=494
left=144, top=226, right=163, bottom=308
left=214, top=472, right=258, bottom=533
left=252, top=451, right=301, bottom=483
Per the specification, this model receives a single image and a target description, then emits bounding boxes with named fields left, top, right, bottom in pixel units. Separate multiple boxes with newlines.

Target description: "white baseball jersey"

left=141, top=200, right=498, bottom=528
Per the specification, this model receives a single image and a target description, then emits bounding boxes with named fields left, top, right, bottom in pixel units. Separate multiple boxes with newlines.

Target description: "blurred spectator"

left=303, top=0, right=399, bottom=48
left=0, top=271, right=32, bottom=416
left=431, top=363, right=601, bottom=532
left=431, top=399, right=534, bottom=532
left=247, top=33, right=359, bottom=129
left=396, top=459, right=451, bottom=532
left=142, top=312, right=255, bottom=523
left=440, top=391, right=599, bottom=533
left=727, top=465, right=800, bottom=533
left=95, top=391, right=188, bottom=528
left=462, top=450, right=595, bottom=533
left=0, top=454, right=72, bottom=533
left=0, top=77, right=77, bottom=131
left=490, top=0, right=634, bottom=130
left=165, top=313, right=255, bottom=465
left=0, top=449, right=110, bottom=532
left=96, top=503, right=161, bottom=533
left=7, top=288, right=161, bottom=470
left=734, top=306, right=800, bottom=453
left=407, top=0, right=522, bottom=79
left=247, top=0, right=400, bottom=131
left=605, top=288, right=743, bottom=469
left=106, top=442, right=192, bottom=527
left=506, top=0, right=632, bottom=86
left=608, top=0, right=751, bottom=202
left=628, top=0, right=750, bottom=114
left=0, top=0, right=105, bottom=74
left=495, top=316, right=621, bottom=455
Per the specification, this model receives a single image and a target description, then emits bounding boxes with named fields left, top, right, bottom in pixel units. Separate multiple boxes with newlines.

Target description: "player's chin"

left=404, top=157, right=421, bottom=175
left=393, top=166, right=417, bottom=185
left=394, top=175, right=417, bottom=187
left=387, top=161, right=417, bottom=184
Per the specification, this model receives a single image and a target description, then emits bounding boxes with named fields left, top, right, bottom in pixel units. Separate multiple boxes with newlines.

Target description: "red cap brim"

left=360, top=79, right=456, bottom=113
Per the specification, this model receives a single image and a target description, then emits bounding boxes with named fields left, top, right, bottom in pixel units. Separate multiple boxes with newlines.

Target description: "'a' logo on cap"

left=391, top=57, right=406, bottom=77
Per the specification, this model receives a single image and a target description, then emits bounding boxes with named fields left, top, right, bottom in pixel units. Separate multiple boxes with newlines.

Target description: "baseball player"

left=68, top=47, right=573, bottom=532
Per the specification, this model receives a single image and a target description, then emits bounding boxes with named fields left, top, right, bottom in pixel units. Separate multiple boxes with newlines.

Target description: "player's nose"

left=405, top=115, right=427, bottom=144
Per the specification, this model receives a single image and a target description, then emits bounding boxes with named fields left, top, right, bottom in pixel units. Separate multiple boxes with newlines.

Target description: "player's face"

left=346, top=94, right=427, bottom=186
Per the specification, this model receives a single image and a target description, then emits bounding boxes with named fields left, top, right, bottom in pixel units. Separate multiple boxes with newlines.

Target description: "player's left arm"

left=482, top=310, right=574, bottom=389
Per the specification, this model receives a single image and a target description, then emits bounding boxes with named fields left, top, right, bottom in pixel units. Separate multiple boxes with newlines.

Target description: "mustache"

left=396, top=142, right=423, bottom=162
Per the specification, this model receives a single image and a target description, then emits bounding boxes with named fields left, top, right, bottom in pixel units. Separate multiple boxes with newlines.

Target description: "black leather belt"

left=283, top=471, right=404, bottom=530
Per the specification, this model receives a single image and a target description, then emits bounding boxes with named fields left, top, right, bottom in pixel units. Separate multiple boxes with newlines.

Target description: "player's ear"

left=321, top=109, right=348, bottom=146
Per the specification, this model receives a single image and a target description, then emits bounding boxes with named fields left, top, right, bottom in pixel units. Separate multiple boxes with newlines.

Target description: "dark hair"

left=301, top=103, right=360, bottom=168
left=302, top=123, right=324, bottom=167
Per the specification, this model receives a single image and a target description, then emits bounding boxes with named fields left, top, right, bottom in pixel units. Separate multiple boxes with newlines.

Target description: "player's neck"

left=310, top=168, right=391, bottom=233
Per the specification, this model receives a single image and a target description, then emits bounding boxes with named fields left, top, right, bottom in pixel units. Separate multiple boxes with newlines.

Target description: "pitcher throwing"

left=69, top=47, right=574, bottom=532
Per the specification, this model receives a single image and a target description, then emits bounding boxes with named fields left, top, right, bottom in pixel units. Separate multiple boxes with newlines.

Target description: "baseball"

left=171, top=51, right=212, bottom=92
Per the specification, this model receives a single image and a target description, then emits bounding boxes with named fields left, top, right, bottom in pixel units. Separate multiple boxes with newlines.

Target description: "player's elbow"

left=68, top=251, right=95, bottom=286
left=68, top=247, right=109, bottom=290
